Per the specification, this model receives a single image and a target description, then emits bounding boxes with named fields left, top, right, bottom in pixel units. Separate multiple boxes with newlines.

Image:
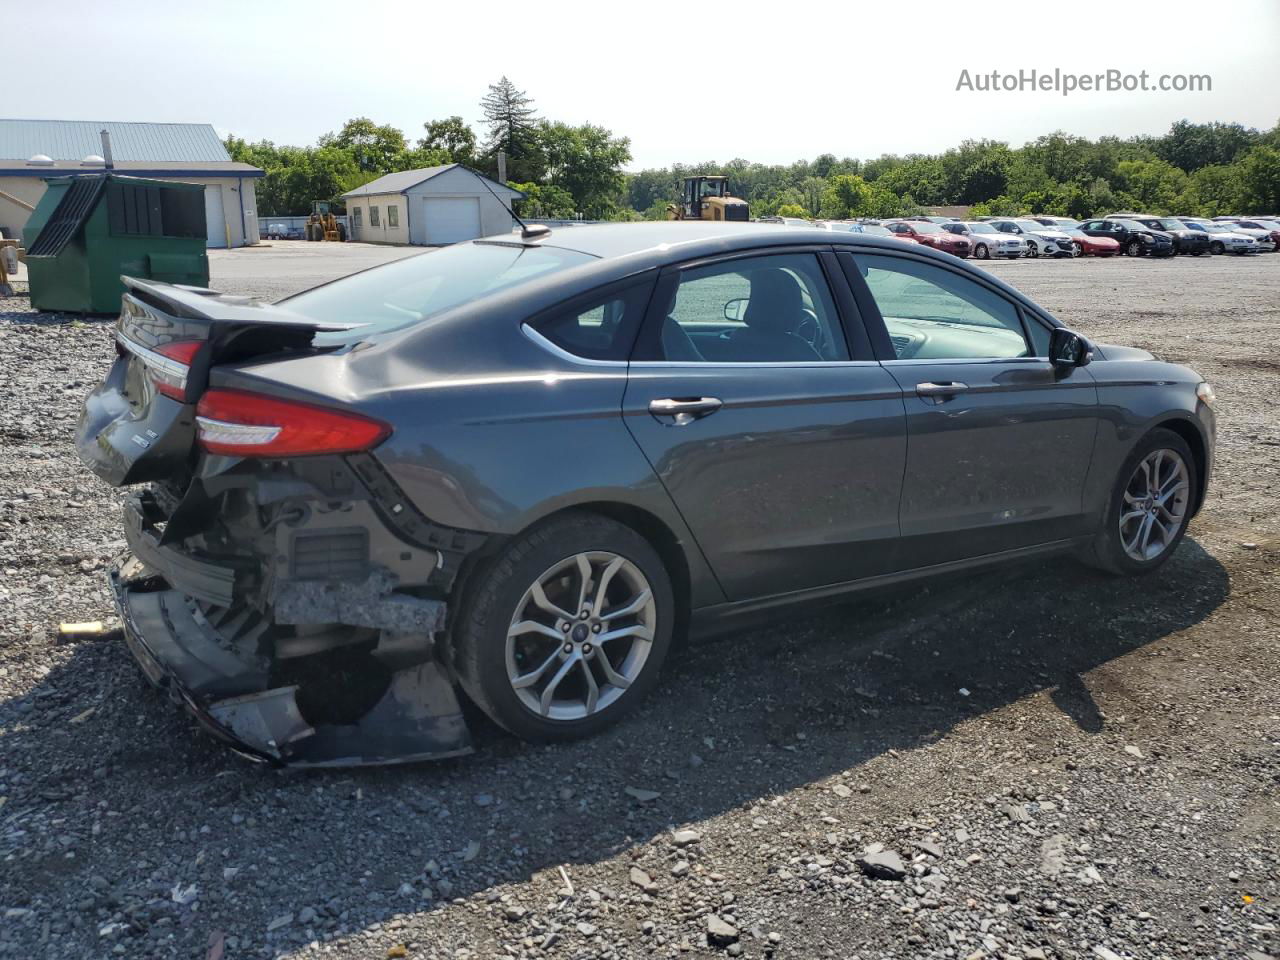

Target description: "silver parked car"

left=941, top=221, right=1026, bottom=259
left=988, top=218, right=1077, bottom=258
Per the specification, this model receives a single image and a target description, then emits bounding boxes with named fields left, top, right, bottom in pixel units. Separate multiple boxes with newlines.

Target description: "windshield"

left=1114, top=220, right=1148, bottom=231
left=851, top=223, right=892, bottom=236
left=1156, top=218, right=1186, bottom=230
left=1252, top=220, right=1280, bottom=229
left=284, top=242, right=596, bottom=341
left=1201, top=223, right=1233, bottom=233
left=906, top=222, right=945, bottom=234
left=1051, top=218, right=1080, bottom=228
left=1013, top=219, right=1049, bottom=232
left=965, top=222, right=998, bottom=234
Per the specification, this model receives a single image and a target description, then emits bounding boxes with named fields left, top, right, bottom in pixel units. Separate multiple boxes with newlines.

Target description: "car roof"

left=483, top=221, right=910, bottom=265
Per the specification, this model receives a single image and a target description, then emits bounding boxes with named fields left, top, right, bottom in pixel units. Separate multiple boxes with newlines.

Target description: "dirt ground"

left=0, top=245, right=1276, bottom=960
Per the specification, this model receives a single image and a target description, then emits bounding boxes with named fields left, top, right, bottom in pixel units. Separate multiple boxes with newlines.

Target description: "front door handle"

left=916, top=381, right=969, bottom=402
left=648, top=397, right=723, bottom=424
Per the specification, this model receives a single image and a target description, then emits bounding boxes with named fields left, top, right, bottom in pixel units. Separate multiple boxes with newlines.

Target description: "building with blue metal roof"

left=0, top=119, right=263, bottom=248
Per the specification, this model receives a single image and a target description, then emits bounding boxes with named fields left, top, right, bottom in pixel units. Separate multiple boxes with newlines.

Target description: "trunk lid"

left=76, top=277, right=358, bottom=487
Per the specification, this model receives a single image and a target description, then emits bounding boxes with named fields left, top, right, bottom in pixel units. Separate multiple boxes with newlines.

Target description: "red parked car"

left=1068, top=230, right=1120, bottom=257
left=883, top=220, right=971, bottom=257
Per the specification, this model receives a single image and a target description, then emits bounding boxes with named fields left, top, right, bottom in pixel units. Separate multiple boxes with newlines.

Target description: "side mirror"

left=724, top=298, right=747, bottom=322
left=1049, top=327, right=1091, bottom=368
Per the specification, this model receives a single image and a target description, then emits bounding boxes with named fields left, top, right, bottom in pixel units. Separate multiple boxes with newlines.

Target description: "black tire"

left=1210, top=240, right=1224, bottom=255
left=1080, top=428, right=1197, bottom=577
left=336, top=222, right=348, bottom=242
left=1126, top=240, right=1142, bottom=257
left=974, top=242, right=989, bottom=260
left=452, top=512, right=675, bottom=742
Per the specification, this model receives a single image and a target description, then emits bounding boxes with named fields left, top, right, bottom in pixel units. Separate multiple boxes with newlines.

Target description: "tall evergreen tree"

left=479, top=77, right=543, bottom=182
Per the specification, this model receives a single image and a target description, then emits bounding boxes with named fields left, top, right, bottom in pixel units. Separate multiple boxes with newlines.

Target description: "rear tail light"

left=195, top=389, right=391, bottom=457
left=117, top=335, right=203, bottom=400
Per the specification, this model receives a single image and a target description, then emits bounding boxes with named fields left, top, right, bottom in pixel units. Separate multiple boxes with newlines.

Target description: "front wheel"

left=974, top=242, right=989, bottom=260
left=1072, top=241, right=1084, bottom=257
left=1125, top=240, right=1142, bottom=257
left=1081, top=428, right=1196, bottom=576
left=452, top=513, right=675, bottom=741
left=1210, top=240, right=1224, bottom=255
left=1026, top=241, right=1039, bottom=258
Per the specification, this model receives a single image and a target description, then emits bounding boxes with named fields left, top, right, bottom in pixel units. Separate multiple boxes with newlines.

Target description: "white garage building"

left=343, top=165, right=521, bottom=245
left=0, top=119, right=262, bottom=248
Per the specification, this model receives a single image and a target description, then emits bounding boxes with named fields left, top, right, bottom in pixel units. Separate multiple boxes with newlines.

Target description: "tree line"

left=225, top=83, right=1280, bottom=221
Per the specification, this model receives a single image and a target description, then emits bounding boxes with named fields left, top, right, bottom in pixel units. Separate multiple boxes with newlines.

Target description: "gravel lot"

left=1, top=243, right=1277, bottom=960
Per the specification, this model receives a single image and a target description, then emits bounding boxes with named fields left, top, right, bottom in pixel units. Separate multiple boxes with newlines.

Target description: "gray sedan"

left=76, top=223, right=1216, bottom=765
left=941, top=221, right=1027, bottom=259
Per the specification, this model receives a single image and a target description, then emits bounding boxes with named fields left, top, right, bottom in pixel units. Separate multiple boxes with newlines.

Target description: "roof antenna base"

left=521, top=224, right=552, bottom=241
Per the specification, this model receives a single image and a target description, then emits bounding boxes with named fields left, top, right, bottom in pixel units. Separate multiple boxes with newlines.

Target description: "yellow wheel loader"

left=666, top=176, right=749, bottom=222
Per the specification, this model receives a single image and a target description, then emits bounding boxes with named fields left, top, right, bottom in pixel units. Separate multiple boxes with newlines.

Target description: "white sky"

left=14, top=0, right=1280, bottom=169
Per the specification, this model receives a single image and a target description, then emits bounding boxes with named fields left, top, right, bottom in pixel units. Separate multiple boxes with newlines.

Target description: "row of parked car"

left=772, top=213, right=1280, bottom=260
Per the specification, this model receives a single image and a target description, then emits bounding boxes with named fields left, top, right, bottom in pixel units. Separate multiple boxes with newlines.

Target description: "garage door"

left=423, top=196, right=481, bottom=245
left=204, top=185, right=226, bottom=248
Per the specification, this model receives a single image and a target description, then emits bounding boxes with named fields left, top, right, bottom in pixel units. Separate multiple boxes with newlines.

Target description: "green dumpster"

left=23, top=174, right=210, bottom=313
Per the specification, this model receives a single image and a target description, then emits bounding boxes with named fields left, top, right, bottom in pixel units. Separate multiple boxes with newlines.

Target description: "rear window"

left=285, top=242, right=595, bottom=342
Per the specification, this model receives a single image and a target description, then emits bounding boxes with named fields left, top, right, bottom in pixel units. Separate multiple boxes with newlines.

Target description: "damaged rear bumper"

left=109, top=557, right=473, bottom=767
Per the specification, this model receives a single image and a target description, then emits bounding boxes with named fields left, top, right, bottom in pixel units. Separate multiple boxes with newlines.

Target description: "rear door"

left=841, top=249, right=1099, bottom=568
left=622, top=247, right=906, bottom=602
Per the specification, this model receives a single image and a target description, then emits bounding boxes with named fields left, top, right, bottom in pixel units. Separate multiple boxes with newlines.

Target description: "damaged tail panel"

left=81, top=279, right=486, bottom=766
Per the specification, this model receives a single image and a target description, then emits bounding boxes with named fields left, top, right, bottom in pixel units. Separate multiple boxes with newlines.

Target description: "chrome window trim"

left=521, top=323, right=627, bottom=367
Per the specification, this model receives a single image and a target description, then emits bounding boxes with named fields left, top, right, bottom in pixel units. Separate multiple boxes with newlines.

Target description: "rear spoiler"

left=120, top=276, right=362, bottom=331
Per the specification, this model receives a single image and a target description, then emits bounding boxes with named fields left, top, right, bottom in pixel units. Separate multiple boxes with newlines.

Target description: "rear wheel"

left=453, top=513, right=675, bottom=741
left=1081, top=428, right=1196, bottom=576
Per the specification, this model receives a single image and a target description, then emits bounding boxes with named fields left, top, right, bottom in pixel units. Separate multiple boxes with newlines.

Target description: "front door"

left=842, top=250, right=1100, bottom=569
left=623, top=249, right=907, bottom=602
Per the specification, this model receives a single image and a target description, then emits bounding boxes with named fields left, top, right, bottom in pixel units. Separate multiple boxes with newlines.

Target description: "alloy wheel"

left=505, top=552, right=656, bottom=721
left=1027, top=241, right=1039, bottom=258
left=975, top=243, right=989, bottom=259
left=1118, top=449, right=1190, bottom=563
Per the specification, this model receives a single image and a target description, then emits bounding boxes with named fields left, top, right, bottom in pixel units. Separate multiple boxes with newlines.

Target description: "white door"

left=204, top=185, right=226, bottom=248
left=423, top=196, right=481, bottom=244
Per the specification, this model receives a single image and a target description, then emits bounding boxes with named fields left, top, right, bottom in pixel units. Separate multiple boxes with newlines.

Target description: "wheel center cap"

left=571, top=624, right=589, bottom=643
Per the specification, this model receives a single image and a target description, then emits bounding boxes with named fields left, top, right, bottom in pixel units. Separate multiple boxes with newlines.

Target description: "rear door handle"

left=916, top=381, right=969, bottom=401
left=648, top=397, right=723, bottom=424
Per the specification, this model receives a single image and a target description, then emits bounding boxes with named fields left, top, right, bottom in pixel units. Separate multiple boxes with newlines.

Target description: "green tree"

left=539, top=121, right=632, bottom=219
left=319, top=118, right=408, bottom=174
left=800, top=176, right=826, bottom=216
left=775, top=203, right=809, bottom=219
left=1237, top=145, right=1280, bottom=213
left=819, top=174, right=873, bottom=218
left=479, top=76, right=543, bottom=182
left=420, top=116, right=477, bottom=166
left=1156, top=120, right=1261, bottom=172
left=1188, top=164, right=1243, bottom=215
left=509, top=181, right=576, bottom=219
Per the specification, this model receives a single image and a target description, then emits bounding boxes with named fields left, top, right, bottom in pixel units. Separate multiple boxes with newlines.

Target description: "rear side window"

left=530, top=282, right=652, bottom=361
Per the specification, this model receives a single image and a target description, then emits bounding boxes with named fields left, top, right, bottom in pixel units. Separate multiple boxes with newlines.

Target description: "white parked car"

left=987, top=218, right=1077, bottom=258
left=940, top=221, right=1026, bottom=259
left=1182, top=219, right=1262, bottom=255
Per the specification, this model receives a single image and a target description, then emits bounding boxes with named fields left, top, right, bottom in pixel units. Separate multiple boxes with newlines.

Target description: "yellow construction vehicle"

left=666, top=176, right=749, bottom=222
left=305, top=201, right=347, bottom=242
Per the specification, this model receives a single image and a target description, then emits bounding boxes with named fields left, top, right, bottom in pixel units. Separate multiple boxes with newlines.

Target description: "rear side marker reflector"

left=195, top=389, right=391, bottom=457
left=116, top=334, right=203, bottom=401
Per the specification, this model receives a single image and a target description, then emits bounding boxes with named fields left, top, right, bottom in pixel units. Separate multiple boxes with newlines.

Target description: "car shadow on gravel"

left=0, top=538, right=1229, bottom=953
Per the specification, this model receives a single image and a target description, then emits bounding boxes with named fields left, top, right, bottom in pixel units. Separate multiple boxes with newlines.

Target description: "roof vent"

left=81, top=154, right=106, bottom=166
left=27, top=154, right=54, bottom=166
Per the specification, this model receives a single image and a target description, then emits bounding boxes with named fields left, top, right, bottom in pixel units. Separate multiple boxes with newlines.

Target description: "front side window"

left=651, top=253, right=848, bottom=363
left=370, top=206, right=381, bottom=227
left=387, top=205, right=399, bottom=228
left=855, top=254, right=1035, bottom=360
